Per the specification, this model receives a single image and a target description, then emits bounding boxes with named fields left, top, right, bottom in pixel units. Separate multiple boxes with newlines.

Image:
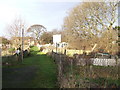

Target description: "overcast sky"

left=0, top=0, right=80, bottom=38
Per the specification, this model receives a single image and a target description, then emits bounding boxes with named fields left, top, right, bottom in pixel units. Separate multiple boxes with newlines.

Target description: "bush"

left=23, top=49, right=30, bottom=58
left=30, top=45, right=34, bottom=48
left=40, top=47, right=45, bottom=52
left=8, top=48, right=15, bottom=54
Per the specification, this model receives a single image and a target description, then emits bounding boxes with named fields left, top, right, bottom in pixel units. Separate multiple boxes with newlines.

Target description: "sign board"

left=53, top=34, right=61, bottom=44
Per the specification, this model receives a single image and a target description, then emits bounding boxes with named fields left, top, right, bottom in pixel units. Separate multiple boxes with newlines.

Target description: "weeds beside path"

left=2, top=46, right=58, bottom=88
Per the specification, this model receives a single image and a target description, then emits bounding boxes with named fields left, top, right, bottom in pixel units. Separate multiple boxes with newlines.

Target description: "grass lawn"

left=23, top=52, right=58, bottom=88
left=2, top=46, right=58, bottom=88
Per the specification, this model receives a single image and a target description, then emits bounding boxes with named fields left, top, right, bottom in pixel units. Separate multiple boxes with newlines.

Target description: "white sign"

left=53, top=34, right=61, bottom=43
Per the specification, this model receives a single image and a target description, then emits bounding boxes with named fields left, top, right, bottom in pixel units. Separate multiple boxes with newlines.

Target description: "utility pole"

left=21, top=27, right=24, bottom=62
left=56, top=43, right=57, bottom=53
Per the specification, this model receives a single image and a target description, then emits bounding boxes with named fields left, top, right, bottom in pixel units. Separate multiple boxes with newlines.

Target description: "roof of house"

left=11, top=37, right=34, bottom=40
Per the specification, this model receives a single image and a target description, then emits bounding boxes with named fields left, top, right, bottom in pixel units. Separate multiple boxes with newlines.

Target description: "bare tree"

left=63, top=2, right=119, bottom=53
left=6, top=17, right=26, bottom=37
left=27, top=24, right=47, bottom=44
left=6, top=17, right=27, bottom=48
left=97, top=29, right=118, bottom=54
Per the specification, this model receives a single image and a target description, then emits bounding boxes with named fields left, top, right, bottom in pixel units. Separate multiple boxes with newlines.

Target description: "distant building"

left=53, top=34, right=61, bottom=44
left=54, top=42, right=68, bottom=48
left=10, top=37, right=35, bottom=49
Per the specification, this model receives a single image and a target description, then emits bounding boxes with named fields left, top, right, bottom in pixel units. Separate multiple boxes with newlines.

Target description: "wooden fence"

left=51, top=51, right=120, bottom=88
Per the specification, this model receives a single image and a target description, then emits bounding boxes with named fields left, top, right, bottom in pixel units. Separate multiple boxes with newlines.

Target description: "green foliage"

left=40, top=32, right=53, bottom=44
left=29, top=46, right=39, bottom=56
left=29, top=45, right=34, bottom=48
left=114, top=26, right=120, bottom=30
left=30, top=46, right=39, bottom=52
left=115, top=26, right=120, bottom=36
left=106, top=78, right=120, bottom=87
left=8, top=48, right=15, bottom=53
left=23, top=50, right=29, bottom=58
left=40, top=46, right=45, bottom=52
left=89, top=77, right=120, bottom=87
left=2, top=55, right=18, bottom=65
left=90, top=77, right=106, bottom=86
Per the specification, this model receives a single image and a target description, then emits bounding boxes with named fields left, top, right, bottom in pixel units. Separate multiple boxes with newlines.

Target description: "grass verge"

left=2, top=46, right=58, bottom=88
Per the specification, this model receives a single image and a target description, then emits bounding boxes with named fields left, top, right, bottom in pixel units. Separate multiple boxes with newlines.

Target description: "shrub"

left=23, top=49, right=30, bottom=58
left=8, top=48, right=15, bottom=54
left=40, top=47, right=45, bottom=52
left=30, top=45, right=34, bottom=48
